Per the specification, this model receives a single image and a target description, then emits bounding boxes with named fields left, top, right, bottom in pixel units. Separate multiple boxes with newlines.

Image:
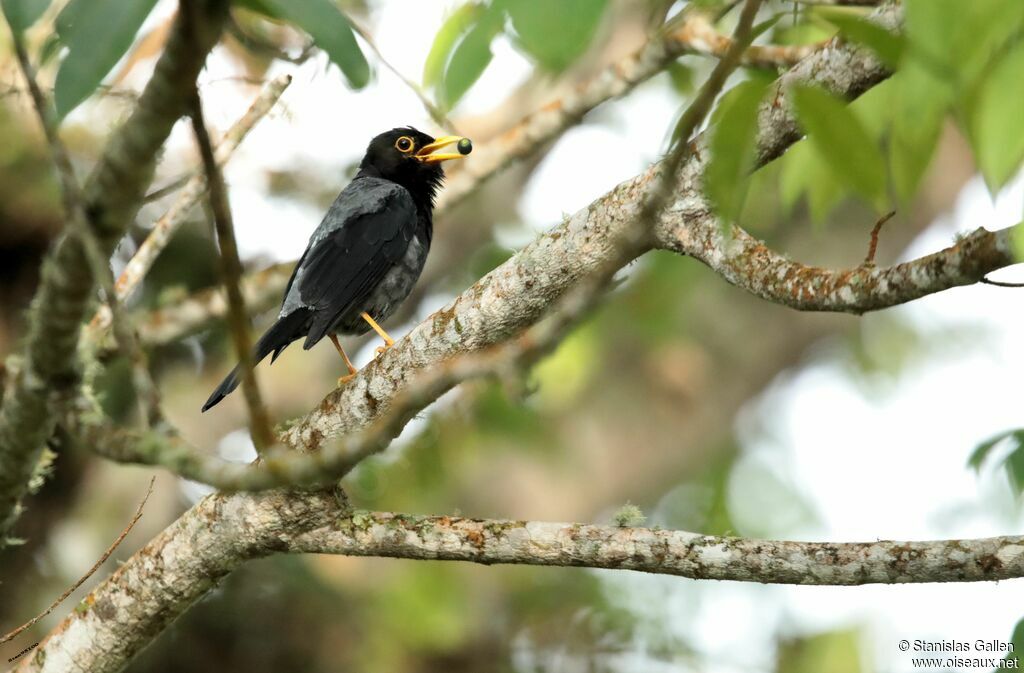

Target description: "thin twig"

left=348, top=18, right=456, bottom=131
left=0, top=477, right=155, bottom=646
left=863, top=209, right=896, bottom=266
left=188, top=89, right=276, bottom=454
left=980, top=277, right=1024, bottom=288
left=142, top=172, right=193, bottom=203
left=639, top=0, right=765, bottom=242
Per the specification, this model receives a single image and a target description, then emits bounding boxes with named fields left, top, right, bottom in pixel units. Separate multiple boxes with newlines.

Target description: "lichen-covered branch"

left=661, top=220, right=1022, bottom=313
left=0, top=0, right=229, bottom=541
left=298, top=510, right=1024, bottom=586
left=18, top=490, right=1024, bottom=673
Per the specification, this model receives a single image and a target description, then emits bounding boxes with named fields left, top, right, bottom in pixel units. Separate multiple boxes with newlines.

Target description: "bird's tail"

left=201, top=309, right=310, bottom=412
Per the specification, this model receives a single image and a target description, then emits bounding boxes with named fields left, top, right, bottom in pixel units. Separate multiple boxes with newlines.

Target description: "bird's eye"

left=395, top=136, right=414, bottom=153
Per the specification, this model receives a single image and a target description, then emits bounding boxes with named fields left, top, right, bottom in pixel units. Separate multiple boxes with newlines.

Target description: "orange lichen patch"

left=464, top=529, right=486, bottom=550
left=540, top=99, right=563, bottom=114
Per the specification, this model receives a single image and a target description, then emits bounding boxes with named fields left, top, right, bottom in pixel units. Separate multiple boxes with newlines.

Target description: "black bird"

left=202, top=127, right=472, bottom=412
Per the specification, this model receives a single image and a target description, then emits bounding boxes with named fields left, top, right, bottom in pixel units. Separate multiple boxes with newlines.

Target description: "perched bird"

left=202, top=127, right=472, bottom=412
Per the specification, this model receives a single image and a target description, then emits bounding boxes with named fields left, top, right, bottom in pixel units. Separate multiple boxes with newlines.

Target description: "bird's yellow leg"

left=360, top=312, right=395, bottom=356
left=330, top=334, right=358, bottom=385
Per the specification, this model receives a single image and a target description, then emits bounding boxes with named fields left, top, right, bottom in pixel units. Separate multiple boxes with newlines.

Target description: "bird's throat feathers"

left=355, top=164, right=443, bottom=216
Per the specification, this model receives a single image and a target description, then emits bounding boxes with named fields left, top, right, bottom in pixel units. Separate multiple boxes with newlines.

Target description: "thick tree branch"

left=17, top=490, right=1024, bottom=673
left=662, top=220, right=1022, bottom=313
left=297, top=510, right=1024, bottom=586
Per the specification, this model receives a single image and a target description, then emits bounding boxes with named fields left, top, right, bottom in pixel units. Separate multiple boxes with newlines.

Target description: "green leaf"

left=748, top=13, right=785, bottom=44
left=37, top=29, right=62, bottom=65
left=906, top=0, right=1024, bottom=89
left=791, top=84, right=887, bottom=209
left=819, top=9, right=905, bottom=68
left=255, top=0, right=369, bottom=89
left=53, top=0, right=159, bottom=118
left=890, top=61, right=949, bottom=202
left=971, top=41, right=1024, bottom=191
left=423, top=3, right=482, bottom=89
left=1007, top=618, right=1024, bottom=665
left=967, top=428, right=1024, bottom=497
left=503, top=0, right=607, bottom=72
left=1007, top=445, right=1024, bottom=497
left=968, top=429, right=1024, bottom=471
left=1, top=0, right=49, bottom=33
left=778, top=140, right=843, bottom=224
left=706, top=79, right=769, bottom=223
left=440, top=9, right=502, bottom=109
left=1013, top=223, right=1024, bottom=263
left=666, top=62, right=695, bottom=95
left=232, top=0, right=278, bottom=17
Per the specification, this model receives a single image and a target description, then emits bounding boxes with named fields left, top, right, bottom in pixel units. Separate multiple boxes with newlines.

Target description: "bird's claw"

left=374, top=343, right=393, bottom=358
left=337, top=373, right=357, bottom=386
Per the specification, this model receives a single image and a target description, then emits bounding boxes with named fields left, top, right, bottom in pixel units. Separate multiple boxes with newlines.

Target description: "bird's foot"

left=374, top=340, right=394, bottom=358
left=337, top=372, right=357, bottom=386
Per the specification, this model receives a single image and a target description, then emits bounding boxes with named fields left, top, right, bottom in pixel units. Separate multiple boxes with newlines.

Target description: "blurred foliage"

left=0, top=0, right=48, bottom=34
left=5, top=0, right=372, bottom=118
left=423, top=0, right=609, bottom=109
left=969, top=429, right=1024, bottom=497
left=706, top=0, right=1024, bottom=225
left=776, top=629, right=866, bottom=673
left=236, top=0, right=369, bottom=88
left=53, top=0, right=160, bottom=117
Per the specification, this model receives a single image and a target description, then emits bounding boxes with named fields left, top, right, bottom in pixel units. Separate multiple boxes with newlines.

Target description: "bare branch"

left=298, top=510, right=1024, bottom=586
left=0, top=478, right=154, bottom=647
left=659, top=217, right=1022, bottom=314
left=19, top=490, right=1024, bottom=673
left=188, top=88, right=276, bottom=454
left=348, top=18, right=455, bottom=131
left=131, top=261, right=291, bottom=350
left=668, top=10, right=824, bottom=70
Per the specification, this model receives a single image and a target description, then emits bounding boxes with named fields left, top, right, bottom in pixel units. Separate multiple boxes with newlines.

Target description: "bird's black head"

left=358, top=127, right=472, bottom=210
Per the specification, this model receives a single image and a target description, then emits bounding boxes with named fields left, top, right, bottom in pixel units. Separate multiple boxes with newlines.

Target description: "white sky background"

left=105, top=1, right=1024, bottom=671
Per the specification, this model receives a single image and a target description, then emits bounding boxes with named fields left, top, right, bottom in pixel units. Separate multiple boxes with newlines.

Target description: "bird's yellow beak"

left=416, top=135, right=472, bottom=163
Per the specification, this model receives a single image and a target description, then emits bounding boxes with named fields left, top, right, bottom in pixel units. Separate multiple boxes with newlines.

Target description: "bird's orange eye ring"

left=395, top=136, right=415, bottom=153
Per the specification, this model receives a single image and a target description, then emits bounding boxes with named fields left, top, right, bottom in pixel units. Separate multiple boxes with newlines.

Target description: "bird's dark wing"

left=281, top=247, right=308, bottom=306
left=296, top=180, right=416, bottom=348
